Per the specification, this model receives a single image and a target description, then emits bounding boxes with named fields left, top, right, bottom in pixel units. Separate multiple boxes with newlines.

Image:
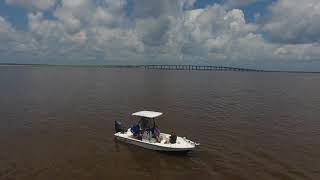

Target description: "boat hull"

left=114, top=131, right=198, bottom=152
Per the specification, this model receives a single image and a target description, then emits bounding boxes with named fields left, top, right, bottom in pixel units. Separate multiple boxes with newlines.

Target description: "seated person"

left=135, top=117, right=158, bottom=141
left=130, top=124, right=140, bottom=136
left=152, top=125, right=161, bottom=142
left=139, top=117, right=154, bottom=130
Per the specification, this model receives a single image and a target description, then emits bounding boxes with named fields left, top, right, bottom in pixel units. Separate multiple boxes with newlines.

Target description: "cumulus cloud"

left=274, top=44, right=320, bottom=61
left=0, top=16, right=28, bottom=47
left=5, top=0, right=57, bottom=10
left=25, top=0, right=144, bottom=62
left=0, top=16, right=38, bottom=62
left=175, top=6, right=259, bottom=60
left=263, top=0, right=320, bottom=44
left=0, top=16, right=14, bottom=35
left=1, top=0, right=320, bottom=70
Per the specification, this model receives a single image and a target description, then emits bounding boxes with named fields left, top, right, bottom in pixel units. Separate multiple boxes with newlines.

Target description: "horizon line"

left=0, top=63, right=319, bottom=74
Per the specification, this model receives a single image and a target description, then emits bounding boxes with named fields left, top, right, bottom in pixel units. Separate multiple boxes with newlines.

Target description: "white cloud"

left=1, top=0, right=320, bottom=70
left=170, top=5, right=260, bottom=61
left=273, top=44, right=320, bottom=61
left=0, top=16, right=14, bottom=35
left=5, top=0, right=57, bottom=10
left=0, top=16, right=38, bottom=62
left=263, top=0, right=320, bottom=44
left=25, top=1, right=143, bottom=62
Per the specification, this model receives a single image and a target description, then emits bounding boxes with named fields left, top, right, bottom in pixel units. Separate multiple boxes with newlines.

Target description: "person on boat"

left=130, top=124, right=140, bottom=136
left=132, top=117, right=148, bottom=140
left=153, top=125, right=161, bottom=142
left=137, top=117, right=158, bottom=141
left=139, top=117, right=154, bottom=130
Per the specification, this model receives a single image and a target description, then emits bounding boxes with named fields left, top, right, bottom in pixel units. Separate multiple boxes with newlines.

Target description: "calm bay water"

left=0, top=66, right=320, bottom=180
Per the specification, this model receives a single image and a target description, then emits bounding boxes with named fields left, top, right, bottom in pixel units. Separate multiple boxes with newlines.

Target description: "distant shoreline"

left=0, top=63, right=319, bottom=74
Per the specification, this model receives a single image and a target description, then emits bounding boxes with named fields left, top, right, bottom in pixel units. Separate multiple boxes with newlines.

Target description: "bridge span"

left=142, top=65, right=264, bottom=72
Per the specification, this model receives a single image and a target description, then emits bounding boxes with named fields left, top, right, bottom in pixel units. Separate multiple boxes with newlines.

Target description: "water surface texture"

left=0, top=66, right=320, bottom=180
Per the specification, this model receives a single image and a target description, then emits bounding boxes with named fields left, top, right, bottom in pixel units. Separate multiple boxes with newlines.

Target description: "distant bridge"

left=142, top=65, right=264, bottom=72
left=2, top=63, right=319, bottom=73
left=0, top=63, right=262, bottom=72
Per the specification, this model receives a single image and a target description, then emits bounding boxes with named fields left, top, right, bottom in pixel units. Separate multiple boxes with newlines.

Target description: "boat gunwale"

left=114, top=131, right=196, bottom=150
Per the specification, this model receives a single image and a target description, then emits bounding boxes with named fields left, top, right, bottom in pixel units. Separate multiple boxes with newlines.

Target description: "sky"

left=0, top=0, right=320, bottom=71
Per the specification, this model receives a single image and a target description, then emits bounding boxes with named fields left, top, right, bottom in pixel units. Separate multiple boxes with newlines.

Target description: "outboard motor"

left=115, top=121, right=126, bottom=133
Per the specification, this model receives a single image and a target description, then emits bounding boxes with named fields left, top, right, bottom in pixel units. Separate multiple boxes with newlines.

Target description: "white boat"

left=114, top=111, right=199, bottom=152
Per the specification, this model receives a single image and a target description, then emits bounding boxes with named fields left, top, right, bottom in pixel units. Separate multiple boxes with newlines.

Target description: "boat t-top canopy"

left=132, top=111, right=163, bottom=118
